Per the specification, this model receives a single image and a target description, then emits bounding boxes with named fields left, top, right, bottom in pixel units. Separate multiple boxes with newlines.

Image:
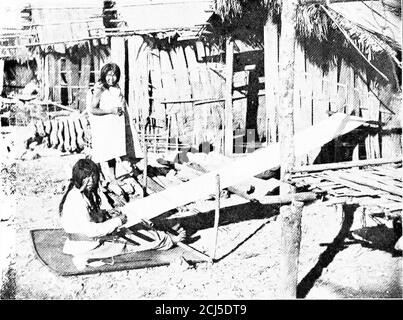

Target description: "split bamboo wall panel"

left=127, top=38, right=227, bottom=152
left=46, top=49, right=109, bottom=111
left=265, top=36, right=401, bottom=164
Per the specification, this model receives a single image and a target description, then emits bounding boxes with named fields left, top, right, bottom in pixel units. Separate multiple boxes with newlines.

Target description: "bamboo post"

left=211, top=174, right=221, bottom=261
left=175, top=114, right=179, bottom=152
left=277, top=0, right=301, bottom=299
left=166, top=115, right=170, bottom=153
left=142, top=124, right=148, bottom=197
left=154, top=127, right=157, bottom=153
left=224, top=37, right=234, bottom=156
left=0, top=59, right=4, bottom=96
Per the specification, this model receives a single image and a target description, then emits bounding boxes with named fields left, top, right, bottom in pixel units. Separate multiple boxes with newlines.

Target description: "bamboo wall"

left=124, top=36, right=227, bottom=151
left=265, top=25, right=402, bottom=165
left=46, top=49, right=109, bottom=112
left=42, top=32, right=401, bottom=160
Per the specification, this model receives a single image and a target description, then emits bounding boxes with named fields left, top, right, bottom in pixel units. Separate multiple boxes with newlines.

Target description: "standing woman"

left=89, top=63, right=133, bottom=188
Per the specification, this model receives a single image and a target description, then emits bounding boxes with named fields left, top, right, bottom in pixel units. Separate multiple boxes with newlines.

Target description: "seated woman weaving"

left=59, top=158, right=185, bottom=266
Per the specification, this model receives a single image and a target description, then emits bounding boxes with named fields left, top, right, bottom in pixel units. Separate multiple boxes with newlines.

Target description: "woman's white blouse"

left=61, top=187, right=121, bottom=255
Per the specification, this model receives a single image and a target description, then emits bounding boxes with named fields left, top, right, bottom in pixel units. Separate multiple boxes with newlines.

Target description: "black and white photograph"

left=0, top=0, right=401, bottom=301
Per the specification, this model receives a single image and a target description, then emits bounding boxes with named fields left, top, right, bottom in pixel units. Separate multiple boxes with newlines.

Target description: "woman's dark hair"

left=98, top=63, right=121, bottom=88
left=59, top=158, right=102, bottom=217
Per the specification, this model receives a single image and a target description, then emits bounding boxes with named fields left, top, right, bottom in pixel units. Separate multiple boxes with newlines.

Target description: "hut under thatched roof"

left=213, top=0, right=401, bottom=161
left=1, top=0, right=401, bottom=160
left=214, top=0, right=401, bottom=88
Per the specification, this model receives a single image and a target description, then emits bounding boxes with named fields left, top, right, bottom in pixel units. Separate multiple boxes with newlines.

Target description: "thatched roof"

left=0, top=2, right=35, bottom=61
left=214, top=0, right=401, bottom=88
left=1, top=0, right=108, bottom=57
left=25, top=0, right=107, bottom=54
left=104, top=0, right=215, bottom=40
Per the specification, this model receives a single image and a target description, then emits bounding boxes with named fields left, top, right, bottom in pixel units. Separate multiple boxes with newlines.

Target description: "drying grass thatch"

left=214, top=0, right=401, bottom=89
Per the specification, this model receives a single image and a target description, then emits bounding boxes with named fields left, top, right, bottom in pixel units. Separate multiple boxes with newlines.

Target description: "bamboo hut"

left=1, top=0, right=401, bottom=159
left=0, top=2, right=37, bottom=98
left=214, top=0, right=401, bottom=162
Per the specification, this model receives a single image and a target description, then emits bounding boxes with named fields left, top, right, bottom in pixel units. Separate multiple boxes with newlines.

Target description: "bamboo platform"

left=291, top=160, right=402, bottom=220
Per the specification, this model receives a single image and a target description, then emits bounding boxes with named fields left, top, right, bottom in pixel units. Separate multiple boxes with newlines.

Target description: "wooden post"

left=224, top=37, right=234, bottom=156
left=154, top=127, right=157, bottom=153
left=0, top=59, right=4, bottom=96
left=142, top=124, right=148, bottom=197
left=211, top=174, right=221, bottom=261
left=279, top=200, right=304, bottom=297
left=277, top=0, right=301, bottom=299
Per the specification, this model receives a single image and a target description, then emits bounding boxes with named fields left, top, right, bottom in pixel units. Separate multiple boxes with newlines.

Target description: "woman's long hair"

left=59, top=158, right=102, bottom=218
left=98, top=63, right=121, bottom=88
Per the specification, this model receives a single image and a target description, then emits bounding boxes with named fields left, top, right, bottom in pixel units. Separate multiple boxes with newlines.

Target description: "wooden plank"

left=320, top=171, right=380, bottom=196
left=336, top=59, right=348, bottom=113
left=149, top=48, right=165, bottom=127
left=78, top=55, right=91, bottom=112
left=53, top=56, right=61, bottom=103
left=172, top=45, right=194, bottom=138
left=0, top=59, right=4, bottom=95
left=368, top=91, right=381, bottom=158
left=344, top=169, right=402, bottom=189
left=110, top=37, right=126, bottom=96
left=363, top=173, right=403, bottom=189
left=328, top=65, right=339, bottom=113
left=264, top=20, right=279, bottom=144
left=184, top=44, right=204, bottom=147
left=65, top=59, right=73, bottom=106
left=224, top=38, right=234, bottom=156
left=293, top=42, right=306, bottom=134
left=312, top=63, right=327, bottom=125
left=346, top=67, right=355, bottom=115
left=335, top=171, right=402, bottom=196
left=120, top=113, right=364, bottom=227
left=160, top=49, right=178, bottom=139
left=372, top=166, right=403, bottom=180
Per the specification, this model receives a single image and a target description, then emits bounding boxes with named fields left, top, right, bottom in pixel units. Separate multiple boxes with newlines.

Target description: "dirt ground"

left=0, top=135, right=402, bottom=300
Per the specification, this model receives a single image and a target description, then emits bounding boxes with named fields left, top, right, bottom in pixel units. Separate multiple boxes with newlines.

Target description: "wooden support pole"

left=279, top=200, right=304, bottom=298
left=224, top=37, right=234, bottom=156
left=142, top=125, right=148, bottom=197
left=278, top=0, right=300, bottom=299
left=211, top=174, right=221, bottom=261
left=0, top=59, right=4, bottom=98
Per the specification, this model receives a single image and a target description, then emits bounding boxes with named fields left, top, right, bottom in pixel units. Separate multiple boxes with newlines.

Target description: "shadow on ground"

left=297, top=204, right=402, bottom=298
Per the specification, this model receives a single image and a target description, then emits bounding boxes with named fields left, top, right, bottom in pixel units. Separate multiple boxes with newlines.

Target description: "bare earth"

left=1, top=145, right=402, bottom=300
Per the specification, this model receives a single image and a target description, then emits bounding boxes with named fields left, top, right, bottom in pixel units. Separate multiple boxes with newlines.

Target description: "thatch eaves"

left=214, top=0, right=401, bottom=88
left=103, top=0, right=215, bottom=42
left=1, top=0, right=108, bottom=56
left=0, top=3, right=36, bottom=61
